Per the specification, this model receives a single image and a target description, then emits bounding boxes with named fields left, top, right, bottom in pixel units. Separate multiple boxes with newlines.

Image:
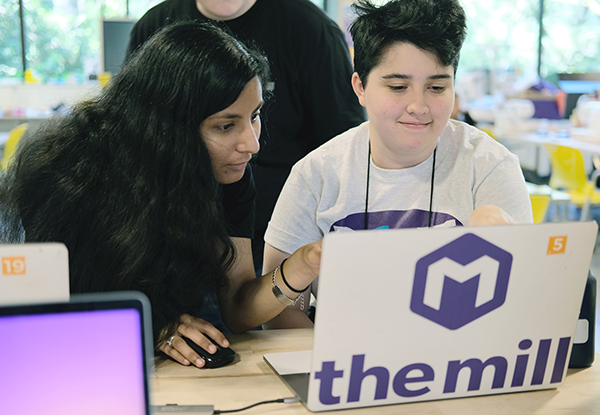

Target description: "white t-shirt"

left=265, top=120, right=533, bottom=281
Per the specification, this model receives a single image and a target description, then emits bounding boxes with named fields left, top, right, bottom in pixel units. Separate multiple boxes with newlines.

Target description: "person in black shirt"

left=0, top=22, right=321, bottom=368
left=126, top=0, right=367, bottom=271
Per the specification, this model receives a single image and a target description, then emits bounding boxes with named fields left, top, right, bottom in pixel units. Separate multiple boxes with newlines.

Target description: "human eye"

left=251, top=111, right=261, bottom=123
left=389, top=84, right=407, bottom=92
left=429, top=85, right=448, bottom=93
left=217, top=122, right=235, bottom=132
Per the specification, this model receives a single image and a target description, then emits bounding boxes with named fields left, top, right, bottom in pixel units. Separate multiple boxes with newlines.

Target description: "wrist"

left=280, top=258, right=311, bottom=294
left=271, top=264, right=300, bottom=306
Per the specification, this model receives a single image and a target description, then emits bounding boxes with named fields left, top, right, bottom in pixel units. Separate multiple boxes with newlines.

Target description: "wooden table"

left=152, top=329, right=600, bottom=414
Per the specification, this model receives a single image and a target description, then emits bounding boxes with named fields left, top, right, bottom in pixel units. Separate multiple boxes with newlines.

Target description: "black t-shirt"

left=128, top=0, right=367, bottom=267
left=221, top=164, right=255, bottom=239
left=196, top=164, right=255, bottom=333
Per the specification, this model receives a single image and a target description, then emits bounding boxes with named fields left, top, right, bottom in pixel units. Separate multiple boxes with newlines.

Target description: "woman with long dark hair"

left=0, top=21, right=321, bottom=367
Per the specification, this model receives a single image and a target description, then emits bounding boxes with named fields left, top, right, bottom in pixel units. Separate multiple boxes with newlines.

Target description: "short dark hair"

left=350, top=0, right=467, bottom=84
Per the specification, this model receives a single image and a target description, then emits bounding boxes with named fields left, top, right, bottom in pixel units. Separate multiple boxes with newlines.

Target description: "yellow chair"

left=530, top=194, right=551, bottom=223
left=1, top=123, right=28, bottom=170
left=526, top=182, right=571, bottom=222
left=545, top=144, right=600, bottom=221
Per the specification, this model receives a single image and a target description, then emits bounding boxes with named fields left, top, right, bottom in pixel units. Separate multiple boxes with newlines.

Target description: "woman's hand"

left=158, top=314, right=230, bottom=368
left=262, top=240, right=321, bottom=329
left=468, top=205, right=518, bottom=226
left=283, top=240, right=322, bottom=291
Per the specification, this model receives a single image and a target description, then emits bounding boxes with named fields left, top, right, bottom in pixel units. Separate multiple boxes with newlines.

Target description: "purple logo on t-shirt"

left=410, top=233, right=513, bottom=330
left=329, top=209, right=462, bottom=232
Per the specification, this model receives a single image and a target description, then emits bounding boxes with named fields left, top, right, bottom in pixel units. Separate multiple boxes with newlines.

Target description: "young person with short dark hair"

left=263, top=0, right=532, bottom=329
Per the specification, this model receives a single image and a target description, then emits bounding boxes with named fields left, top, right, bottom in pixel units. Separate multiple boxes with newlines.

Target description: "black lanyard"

left=363, top=142, right=437, bottom=230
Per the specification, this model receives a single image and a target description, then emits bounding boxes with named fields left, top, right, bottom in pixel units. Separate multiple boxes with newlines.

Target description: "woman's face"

left=200, top=77, right=263, bottom=184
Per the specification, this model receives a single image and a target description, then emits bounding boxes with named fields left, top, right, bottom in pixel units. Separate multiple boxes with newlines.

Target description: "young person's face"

left=195, top=0, right=256, bottom=20
left=352, top=42, right=455, bottom=169
left=200, top=77, right=262, bottom=184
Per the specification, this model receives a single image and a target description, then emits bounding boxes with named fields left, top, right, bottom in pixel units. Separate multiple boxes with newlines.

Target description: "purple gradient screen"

left=0, top=309, right=147, bottom=414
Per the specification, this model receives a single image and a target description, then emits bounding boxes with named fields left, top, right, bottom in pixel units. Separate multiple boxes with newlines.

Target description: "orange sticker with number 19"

left=547, top=236, right=567, bottom=255
left=2, top=257, right=26, bottom=275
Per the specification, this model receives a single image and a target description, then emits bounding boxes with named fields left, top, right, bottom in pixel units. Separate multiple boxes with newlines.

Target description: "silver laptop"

left=0, top=291, right=154, bottom=415
left=264, top=222, right=598, bottom=412
left=0, top=243, right=69, bottom=306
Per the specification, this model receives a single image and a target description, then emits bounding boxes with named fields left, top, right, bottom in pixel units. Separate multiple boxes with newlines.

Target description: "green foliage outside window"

left=0, top=0, right=599, bottom=85
left=460, top=0, right=540, bottom=76
left=21, top=0, right=124, bottom=84
left=0, top=0, right=159, bottom=84
left=0, top=1, right=23, bottom=81
left=542, top=0, right=600, bottom=78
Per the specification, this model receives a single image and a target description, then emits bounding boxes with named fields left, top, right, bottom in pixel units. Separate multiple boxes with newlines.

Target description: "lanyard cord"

left=428, top=147, right=437, bottom=227
left=364, top=143, right=437, bottom=230
left=364, top=141, right=372, bottom=230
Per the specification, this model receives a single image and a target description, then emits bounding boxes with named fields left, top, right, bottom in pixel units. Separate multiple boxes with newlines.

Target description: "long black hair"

left=0, top=21, right=270, bottom=345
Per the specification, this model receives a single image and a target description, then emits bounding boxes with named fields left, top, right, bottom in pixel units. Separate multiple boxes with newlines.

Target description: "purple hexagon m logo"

left=410, top=233, right=513, bottom=330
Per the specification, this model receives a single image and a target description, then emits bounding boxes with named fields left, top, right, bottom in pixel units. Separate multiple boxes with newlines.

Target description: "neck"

left=370, top=140, right=438, bottom=170
left=368, top=124, right=439, bottom=169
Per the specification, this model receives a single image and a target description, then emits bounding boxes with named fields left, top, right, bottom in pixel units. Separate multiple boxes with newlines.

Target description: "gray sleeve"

left=473, top=153, right=534, bottom=224
left=264, top=162, right=324, bottom=254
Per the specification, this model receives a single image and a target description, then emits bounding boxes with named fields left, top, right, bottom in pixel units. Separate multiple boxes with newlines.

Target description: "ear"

left=351, top=72, right=367, bottom=108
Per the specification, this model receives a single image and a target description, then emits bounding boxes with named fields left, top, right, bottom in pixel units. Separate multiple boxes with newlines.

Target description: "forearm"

left=222, top=271, right=291, bottom=332
left=220, top=239, right=321, bottom=333
left=468, top=205, right=518, bottom=227
left=263, top=307, right=314, bottom=329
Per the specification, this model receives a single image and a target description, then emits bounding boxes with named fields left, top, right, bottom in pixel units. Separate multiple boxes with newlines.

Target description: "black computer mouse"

left=182, top=335, right=236, bottom=368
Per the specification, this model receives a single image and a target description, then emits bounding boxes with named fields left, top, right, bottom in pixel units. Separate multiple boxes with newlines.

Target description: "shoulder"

left=135, top=0, right=197, bottom=26
left=129, top=0, right=199, bottom=56
left=135, top=0, right=174, bottom=20
left=268, top=0, right=331, bottom=19
left=266, top=0, right=345, bottom=38
left=284, top=123, right=368, bottom=196
left=294, top=122, right=369, bottom=173
left=441, top=119, right=517, bottom=162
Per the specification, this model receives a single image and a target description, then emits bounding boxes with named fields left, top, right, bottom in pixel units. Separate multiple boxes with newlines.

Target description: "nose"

left=236, top=121, right=260, bottom=155
left=406, top=90, right=429, bottom=116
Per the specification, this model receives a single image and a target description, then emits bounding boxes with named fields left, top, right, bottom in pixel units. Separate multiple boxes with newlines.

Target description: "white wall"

left=0, top=83, right=99, bottom=116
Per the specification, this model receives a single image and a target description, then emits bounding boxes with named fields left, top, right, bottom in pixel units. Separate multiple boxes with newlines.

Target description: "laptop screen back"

left=0, top=292, right=153, bottom=415
left=0, top=243, right=69, bottom=306
left=299, top=222, right=596, bottom=411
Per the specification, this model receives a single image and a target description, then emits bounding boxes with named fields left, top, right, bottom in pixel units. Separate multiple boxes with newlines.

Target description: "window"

left=1, top=0, right=599, bottom=85
left=458, top=0, right=600, bottom=85
left=457, top=0, right=542, bottom=98
left=0, top=1, right=23, bottom=81
left=459, top=0, right=540, bottom=77
left=0, top=0, right=160, bottom=84
left=542, top=0, right=600, bottom=78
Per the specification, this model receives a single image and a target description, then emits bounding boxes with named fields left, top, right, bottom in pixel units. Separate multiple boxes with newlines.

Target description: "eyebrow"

left=209, top=102, right=264, bottom=120
left=382, top=74, right=453, bottom=81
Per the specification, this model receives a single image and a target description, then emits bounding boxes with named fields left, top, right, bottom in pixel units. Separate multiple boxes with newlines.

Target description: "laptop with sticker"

left=264, top=221, right=598, bottom=412
left=0, top=291, right=154, bottom=415
left=0, top=243, right=69, bottom=306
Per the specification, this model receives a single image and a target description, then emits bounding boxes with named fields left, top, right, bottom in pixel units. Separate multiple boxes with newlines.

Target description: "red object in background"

left=557, top=90, right=567, bottom=118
